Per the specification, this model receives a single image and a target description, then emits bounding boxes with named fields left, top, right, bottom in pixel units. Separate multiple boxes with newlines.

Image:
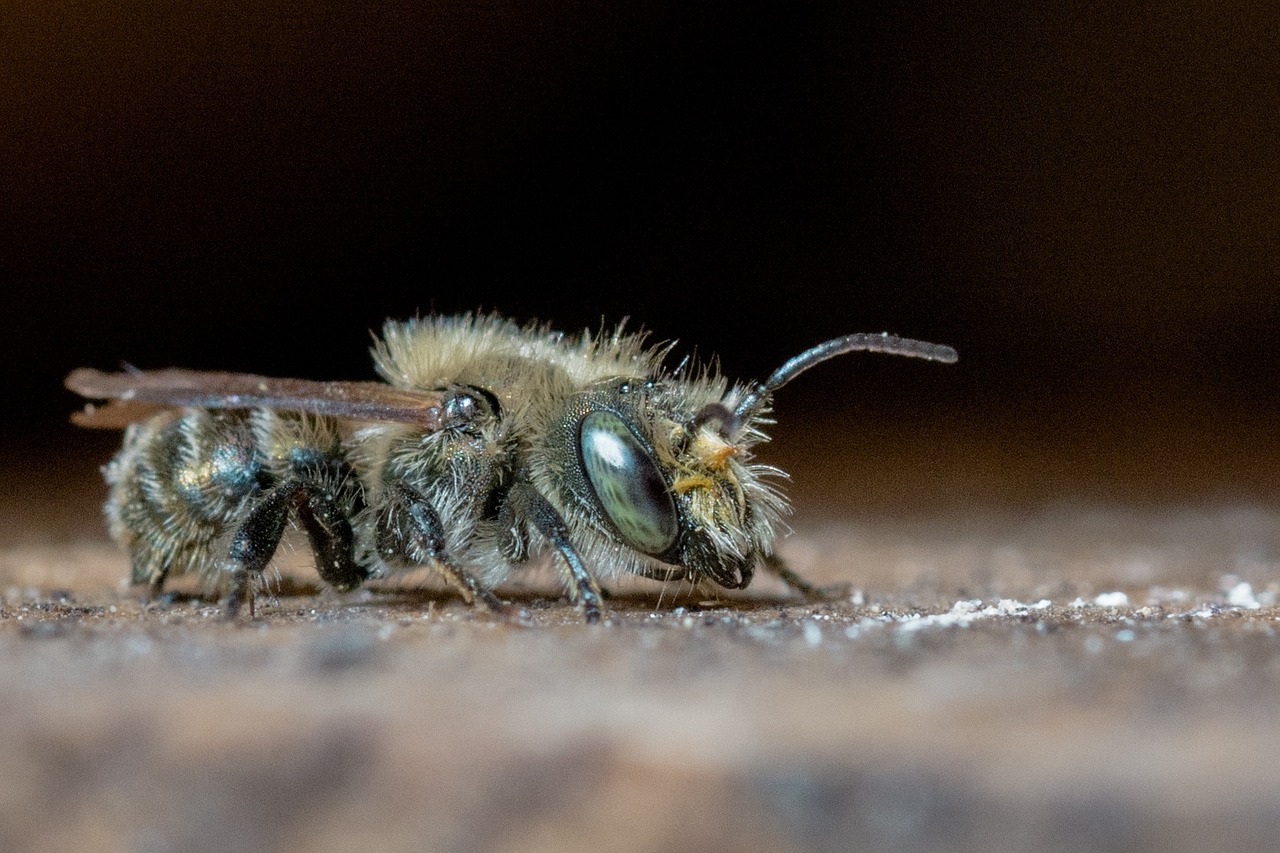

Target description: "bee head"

left=544, top=333, right=956, bottom=592
left=665, top=332, right=957, bottom=588
left=539, top=377, right=760, bottom=589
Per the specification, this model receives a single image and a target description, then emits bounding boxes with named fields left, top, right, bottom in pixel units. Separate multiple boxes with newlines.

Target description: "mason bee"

left=66, top=314, right=956, bottom=620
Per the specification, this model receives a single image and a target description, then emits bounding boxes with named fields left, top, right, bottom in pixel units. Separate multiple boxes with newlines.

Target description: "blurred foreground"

left=2, top=485, right=1279, bottom=852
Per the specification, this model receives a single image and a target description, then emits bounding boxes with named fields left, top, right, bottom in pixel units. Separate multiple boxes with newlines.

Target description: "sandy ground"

left=3, top=478, right=1280, bottom=852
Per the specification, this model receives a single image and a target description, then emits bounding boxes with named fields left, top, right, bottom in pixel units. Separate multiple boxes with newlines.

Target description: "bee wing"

left=65, top=368, right=448, bottom=429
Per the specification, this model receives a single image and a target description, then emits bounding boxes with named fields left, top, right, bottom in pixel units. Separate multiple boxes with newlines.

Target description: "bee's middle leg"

left=376, top=482, right=505, bottom=610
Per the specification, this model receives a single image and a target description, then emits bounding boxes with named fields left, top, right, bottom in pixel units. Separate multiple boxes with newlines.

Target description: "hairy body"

left=68, top=314, right=956, bottom=618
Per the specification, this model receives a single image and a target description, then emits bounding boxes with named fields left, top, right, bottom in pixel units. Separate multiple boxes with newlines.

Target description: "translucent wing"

left=65, top=368, right=448, bottom=430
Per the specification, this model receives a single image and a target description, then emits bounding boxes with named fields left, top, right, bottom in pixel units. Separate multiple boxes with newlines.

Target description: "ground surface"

left=3, top=441, right=1280, bottom=852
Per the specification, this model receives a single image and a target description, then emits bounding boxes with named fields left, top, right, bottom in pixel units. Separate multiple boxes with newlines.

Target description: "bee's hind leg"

left=760, top=552, right=851, bottom=602
left=224, top=483, right=292, bottom=619
left=224, top=565, right=255, bottom=619
left=132, top=559, right=171, bottom=605
left=223, top=478, right=366, bottom=619
left=295, top=482, right=367, bottom=593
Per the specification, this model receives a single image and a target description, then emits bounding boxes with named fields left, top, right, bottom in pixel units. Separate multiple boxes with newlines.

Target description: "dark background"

left=5, top=0, right=1280, bottom=510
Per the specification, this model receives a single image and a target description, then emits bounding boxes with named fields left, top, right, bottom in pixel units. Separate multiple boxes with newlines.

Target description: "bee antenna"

left=732, top=332, right=958, bottom=421
left=690, top=402, right=735, bottom=435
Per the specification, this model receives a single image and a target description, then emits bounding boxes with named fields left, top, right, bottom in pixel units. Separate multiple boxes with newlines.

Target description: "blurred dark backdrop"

left=5, top=0, right=1280, bottom=511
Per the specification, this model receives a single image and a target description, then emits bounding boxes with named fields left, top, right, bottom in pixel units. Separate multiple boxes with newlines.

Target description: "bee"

left=66, top=314, right=956, bottom=620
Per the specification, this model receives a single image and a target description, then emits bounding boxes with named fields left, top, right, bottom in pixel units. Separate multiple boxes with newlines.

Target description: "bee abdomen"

left=104, top=409, right=266, bottom=586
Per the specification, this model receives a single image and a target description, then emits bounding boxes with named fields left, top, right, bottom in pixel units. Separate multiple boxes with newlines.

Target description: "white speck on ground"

left=1226, top=581, right=1261, bottom=609
left=802, top=620, right=822, bottom=647
left=850, top=598, right=1053, bottom=635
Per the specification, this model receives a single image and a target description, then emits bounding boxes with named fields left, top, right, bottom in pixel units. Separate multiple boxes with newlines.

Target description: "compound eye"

left=578, top=410, right=678, bottom=556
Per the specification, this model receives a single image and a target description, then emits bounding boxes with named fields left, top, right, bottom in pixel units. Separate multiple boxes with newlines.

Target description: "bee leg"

left=760, top=552, right=851, bottom=602
left=140, top=574, right=183, bottom=609
left=509, top=483, right=603, bottom=623
left=125, top=542, right=174, bottom=604
left=296, top=485, right=367, bottom=592
left=223, top=478, right=368, bottom=619
left=495, top=495, right=530, bottom=564
left=224, top=483, right=293, bottom=619
left=134, top=559, right=170, bottom=604
left=437, top=558, right=508, bottom=613
left=224, top=566, right=255, bottom=619
left=376, top=483, right=505, bottom=610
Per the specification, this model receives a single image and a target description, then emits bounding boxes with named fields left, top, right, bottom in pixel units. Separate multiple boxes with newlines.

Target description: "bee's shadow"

left=140, top=574, right=830, bottom=618
left=353, top=581, right=819, bottom=617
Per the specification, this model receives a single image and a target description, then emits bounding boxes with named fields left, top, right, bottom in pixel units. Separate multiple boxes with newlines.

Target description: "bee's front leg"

left=507, top=482, right=603, bottom=623
left=760, top=552, right=851, bottom=602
